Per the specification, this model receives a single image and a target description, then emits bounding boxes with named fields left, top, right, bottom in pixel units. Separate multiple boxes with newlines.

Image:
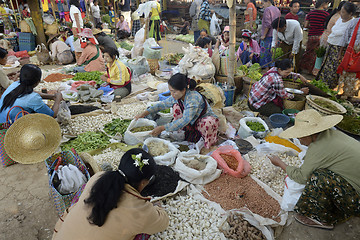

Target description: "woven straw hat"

left=47, top=34, right=60, bottom=44
left=92, top=28, right=102, bottom=35
left=4, top=114, right=61, bottom=164
left=280, top=109, right=343, bottom=139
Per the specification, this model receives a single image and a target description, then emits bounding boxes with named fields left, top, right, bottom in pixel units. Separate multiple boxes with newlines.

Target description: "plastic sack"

left=211, top=145, right=251, bottom=178
left=238, top=117, right=269, bottom=139
left=280, top=176, right=305, bottom=211
left=43, top=12, right=55, bottom=25
left=255, top=142, right=299, bottom=157
left=124, top=119, right=157, bottom=145
left=187, top=61, right=216, bottom=80
left=174, top=152, right=221, bottom=184
left=57, top=164, right=87, bottom=195
left=61, top=90, right=79, bottom=101
left=131, top=27, right=145, bottom=58
left=210, top=13, right=221, bottom=36
left=56, top=101, right=71, bottom=124
left=136, top=1, right=157, bottom=19
left=143, top=38, right=161, bottom=60
left=146, top=101, right=173, bottom=125
left=35, top=43, right=51, bottom=64
left=160, top=130, right=185, bottom=142
left=124, top=56, right=150, bottom=76
left=143, top=137, right=179, bottom=166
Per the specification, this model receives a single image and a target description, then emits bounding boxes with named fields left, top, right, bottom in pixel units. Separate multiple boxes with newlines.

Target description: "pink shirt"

left=236, top=39, right=260, bottom=58
left=77, top=44, right=105, bottom=72
left=116, top=20, right=131, bottom=33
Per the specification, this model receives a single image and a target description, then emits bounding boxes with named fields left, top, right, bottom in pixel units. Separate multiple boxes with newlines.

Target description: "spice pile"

left=220, top=154, right=238, bottom=171
left=204, top=174, right=281, bottom=222
left=221, top=212, right=266, bottom=240
left=141, top=165, right=182, bottom=197
left=264, top=135, right=301, bottom=152
left=245, top=151, right=302, bottom=195
left=44, top=73, right=74, bottom=82
left=92, top=147, right=125, bottom=170
left=149, top=195, right=225, bottom=239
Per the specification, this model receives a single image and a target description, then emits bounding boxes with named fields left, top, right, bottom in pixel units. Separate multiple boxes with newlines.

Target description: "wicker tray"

left=305, top=95, right=346, bottom=115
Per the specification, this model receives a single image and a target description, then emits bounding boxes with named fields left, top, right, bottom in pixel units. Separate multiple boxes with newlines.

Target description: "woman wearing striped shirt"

left=300, top=0, right=330, bottom=75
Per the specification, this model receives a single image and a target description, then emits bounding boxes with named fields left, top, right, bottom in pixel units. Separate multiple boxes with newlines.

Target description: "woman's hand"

left=101, top=75, right=108, bottom=83
left=134, top=110, right=150, bottom=120
left=54, top=92, right=63, bottom=102
left=268, top=155, right=287, bottom=171
left=298, top=74, right=308, bottom=85
left=151, top=125, right=165, bottom=136
left=300, top=87, right=309, bottom=95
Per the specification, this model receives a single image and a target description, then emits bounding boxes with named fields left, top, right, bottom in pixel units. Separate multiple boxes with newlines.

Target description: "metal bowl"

left=285, top=88, right=304, bottom=95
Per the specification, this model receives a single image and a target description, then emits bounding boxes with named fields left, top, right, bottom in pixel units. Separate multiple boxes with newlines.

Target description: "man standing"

left=285, top=0, right=300, bottom=21
left=271, top=17, right=303, bottom=71
left=198, top=0, right=212, bottom=34
left=119, top=0, right=131, bottom=26
left=91, top=0, right=101, bottom=26
left=190, top=0, right=203, bottom=43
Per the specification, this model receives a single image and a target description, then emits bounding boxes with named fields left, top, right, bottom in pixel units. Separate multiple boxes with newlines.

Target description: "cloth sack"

left=143, top=137, right=179, bottom=166
left=124, top=119, right=157, bottom=145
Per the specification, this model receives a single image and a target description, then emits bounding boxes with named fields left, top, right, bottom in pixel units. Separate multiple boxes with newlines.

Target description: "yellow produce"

left=264, top=135, right=301, bottom=152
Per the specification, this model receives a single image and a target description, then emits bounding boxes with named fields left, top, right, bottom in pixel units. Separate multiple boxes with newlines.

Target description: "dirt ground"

left=1, top=39, right=360, bottom=240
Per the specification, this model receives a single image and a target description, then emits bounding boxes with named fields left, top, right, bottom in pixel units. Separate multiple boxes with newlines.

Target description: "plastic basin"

left=282, top=109, right=300, bottom=123
left=269, top=113, right=290, bottom=128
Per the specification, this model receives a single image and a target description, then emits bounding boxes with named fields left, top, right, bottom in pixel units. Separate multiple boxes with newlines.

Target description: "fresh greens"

left=237, top=63, right=263, bottom=81
left=62, top=131, right=110, bottom=152
left=246, top=121, right=266, bottom=132
left=160, top=109, right=171, bottom=114
left=119, top=41, right=133, bottom=51
left=73, top=71, right=104, bottom=85
left=273, top=47, right=284, bottom=59
left=315, top=46, right=326, bottom=58
left=103, top=119, right=131, bottom=136
left=310, top=79, right=338, bottom=97
left=175, top=34, right=194, bottom=43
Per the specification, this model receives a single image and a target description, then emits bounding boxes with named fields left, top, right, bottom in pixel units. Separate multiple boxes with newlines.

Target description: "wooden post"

left=227, top=2, right=236, bottom=86
left=113, top=0, right=118, bottom=27
left=15, top=0, right=22, bottom=21
left=28, top=0, right=47, bottom=45
left=144, top=17, right=149, bottom=42
left=50, top=0, right=57, bottom=20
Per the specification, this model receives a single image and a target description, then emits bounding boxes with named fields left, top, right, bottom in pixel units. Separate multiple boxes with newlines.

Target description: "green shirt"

left=286, top=129, right=360, bottom=194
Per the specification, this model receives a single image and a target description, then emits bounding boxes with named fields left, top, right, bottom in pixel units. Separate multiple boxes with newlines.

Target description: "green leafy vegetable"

left=160, top=109, right=171, bottom=114
left=310, top=79, right=338, bottom=97
left=315, top=46, right=326, bottom=58
left=246, top=121, right=266, bottom=132
left=175, top=34, right=195, bottom=43
left=62, top=131, right=110, bottom=152
left=273, top=48, right=284, bottom=59
left=73, top=71, right=104, bottom=85
left=119, top=41, right=133, bottom=51
left=103, top=119, right=131, bottom=136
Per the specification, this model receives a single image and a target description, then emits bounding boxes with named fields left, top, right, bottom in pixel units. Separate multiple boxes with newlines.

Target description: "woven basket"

left=215, top=75, right=243, bottom=95
left=20, top=20, right=31, bottom=33
left=195, top=77, right=214, bottom=84
left=305, top=95, right=347, bottom=116
left=242, top=76, right=254, bottom=96
left=283, top=80, right=301, bottom=89
left=147, top=59, right=159, bottom=75
left=284, top=95, right=306, bottom=111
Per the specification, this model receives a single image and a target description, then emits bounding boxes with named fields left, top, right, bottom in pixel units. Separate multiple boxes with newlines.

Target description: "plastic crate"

left=19, top=32, right=35, bottom=42
left=19, top=41, right=36, bottom=51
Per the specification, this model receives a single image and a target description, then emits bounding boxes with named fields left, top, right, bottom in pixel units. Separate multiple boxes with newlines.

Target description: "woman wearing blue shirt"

left=0, top=64, right=63, bottom=123
left=135, top=73, right=219, bottom=148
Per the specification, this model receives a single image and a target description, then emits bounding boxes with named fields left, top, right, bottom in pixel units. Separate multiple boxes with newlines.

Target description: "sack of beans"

left=211, top=145, right=251, bottom=178
left=124, top=119, right=157, bottom=145
left=174, top=151, right=221, bottom=184
left=143, top=137, right=179, bottom=166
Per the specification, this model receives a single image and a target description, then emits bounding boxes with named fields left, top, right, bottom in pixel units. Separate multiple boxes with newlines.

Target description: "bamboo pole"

left=15, top=0, right=21, bottom=21
left=9, top=0, right=18, bottom=27
left=50, top=0, right=57, bottom=20
left=227, top=2, right=236, bottom=86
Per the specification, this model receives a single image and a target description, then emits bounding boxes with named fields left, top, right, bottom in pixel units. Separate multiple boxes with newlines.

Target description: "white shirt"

left=328, top=17, right=353, bottom=46
left=70, top=5, right=84, bottom=29
left=90, top=3, right=100, bottom=19
left=272, top=19, right=303, bottom=54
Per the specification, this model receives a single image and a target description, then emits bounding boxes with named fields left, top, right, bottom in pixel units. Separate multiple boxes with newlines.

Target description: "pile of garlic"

left=244, top=151, right=302, bottom=196
left=116, top=102, right=148, bottom=119
left=150, top=195, right=225, bottom=240
left=93, top=147, right=125, bottom=170
left=61, top=114, right=119, bottom=135
left=34, top=81, right=63, bottom=91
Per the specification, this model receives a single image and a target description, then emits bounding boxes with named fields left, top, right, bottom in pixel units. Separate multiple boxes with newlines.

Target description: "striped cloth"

left=306, top=10, right=329, bottom=36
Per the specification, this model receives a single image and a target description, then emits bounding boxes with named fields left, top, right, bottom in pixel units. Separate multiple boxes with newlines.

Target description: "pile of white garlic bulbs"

left=116, top=102, right=148, bottom=119
left=92, top=147, right=124, bottom=170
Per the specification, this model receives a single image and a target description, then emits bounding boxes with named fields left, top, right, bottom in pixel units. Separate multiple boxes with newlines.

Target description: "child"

left=215, top=26, right=230, bottom=54
left=109, top=6, right=115, bottom=26
left=236, top=30, right=260, bottom=65
left=195, top=37, right=212, bottom=57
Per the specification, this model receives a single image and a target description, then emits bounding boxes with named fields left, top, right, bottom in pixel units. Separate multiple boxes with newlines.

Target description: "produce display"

left=162, top=53, right=184, bottom=65
left=246, top=121, right=266, bottom=132
left=160, top=109, right=171, bottom=114
left=175, top=34, right=194, bottom=43
left=130, top=126, right=155, bottom=133
left=44, top=73, right=74, bottom=82
left=92, top=147, right=125, bottom=170
left=62, top=131, right=110, bottom=152
left=141, top=165, right=182, bottom=197
left=220, top=154, right=238, bottom=171
left=73, top=71, right=104, bottom=85
left=119, top=41, right=133, bottom=51
left=313, top=98, right=339, bottom=112
left=237, top=63, right=262, bottom=81
left=264, top=136, right=301, bottom=152
left=149, top=195, right=225, bottom=239
left=35, top=81, right=63, bottom=91
left=116, top=102, right=148, bottom=119
left=103, top=118, right=131, bottom=136
left=273, top=47, right=284, bottom=59
left=183, top=157, right=207, bottom=171
left=147, top=141, right=169, bottom=157
left=337, top=115, right=360, bottom=135
left=221, top=213, right=266, bottom=240
left=310, top=79, right=338, bottom=97
left=204, top=174, right=281, bottom=221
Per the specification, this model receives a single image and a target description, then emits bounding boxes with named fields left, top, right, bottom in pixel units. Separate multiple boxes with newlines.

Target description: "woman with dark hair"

left=135, top=73, right=219, bottom=148
left=0, top=64, right=62, bottom=122
left=320, top=1, right=346, bottom=46
left=92, top=28, right=117, bottom=51
left=69, top=0, right=83, bottom=60
left=248, top=59, right=309, bottom=116
left=244, top=0, right=257, bottom=31
left=236, top=30, right=260, bottom=65
left=0, top=47, right=14, bottom=96
left=195, top=29, right=217, bottom=47
left=52, top=148, right=169, bottom=240
left=300, top=0, right=330, bottom=75
left=259, top=0, right=281, bottom=69
left=101, top=47, right=131, bottom=98
left=317, top=2, right=356, bottom=89
left=196, top=36, right=213, bottom=57
left=215, top=26, right=230, bottom=53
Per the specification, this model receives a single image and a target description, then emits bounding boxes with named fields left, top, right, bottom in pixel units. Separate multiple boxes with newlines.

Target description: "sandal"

left=294, top=213, right=334, bottom=230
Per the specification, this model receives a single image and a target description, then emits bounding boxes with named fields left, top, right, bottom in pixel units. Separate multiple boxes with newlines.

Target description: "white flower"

left=142, top=159, right=149, bottom=165
left=136, top=153, right=142, bottom=159
left=133, top=161, right=139, bottom=167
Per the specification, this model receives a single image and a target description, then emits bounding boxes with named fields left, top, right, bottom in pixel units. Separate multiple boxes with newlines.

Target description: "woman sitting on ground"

left=195, top=29, right=217, bottom=47
left=74, top=28, right=105, bottom=73
left=135, top=73, right=219, bottom=148
left=0, top=47, right=14, bottom=96
left=248, top=59, right=308, bottom=116
left=269, top=109, right=360, bottom=229
left=215, top=26, right=230, bottom=53
left=101, top=47, right=131, bottom=99
left=52, top=148, right=169, bottom=240
left=92, top=28, right=117, bottom=52
left=0, top=64, right=62, bottom=122
left=236, top=30, right=260, bottom=65
left=48, top=34, right=74, bottom=65
left=195, top=37, right=213, bottom=57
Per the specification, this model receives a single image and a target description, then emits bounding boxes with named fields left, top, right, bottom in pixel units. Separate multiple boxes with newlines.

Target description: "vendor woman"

left=135, top=73, right=219, bottom=148
left=248, top=59, right=309, bottom=116
left=101, top=47, right=131, bottom=99
left=269, top=110, right=360, bottom=229
left=52, top=148, right=169, bottom=240
left=0, top=47, right=14, bottom=96
left=0, top=64, right=62, bottom=122
left=74, top=28, right=105, bottom=73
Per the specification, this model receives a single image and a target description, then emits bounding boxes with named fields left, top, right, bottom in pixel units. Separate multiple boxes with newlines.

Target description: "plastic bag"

left=143, top=137, right=179, bottom=166
left=210, top=13, right=221, bottom=36
left=255, top=142, right=299, bottom=156
left=238, top=117, right=269, bottom=139
left=280, top=176, right=305, bottom=211
left=131, top=27, right=145, bottom=58
left=187, top=61, right=216, bottom=80
left=211, top=145, right=251, bottom=178
left=124, top=119, right=157, bottom=145
left=143, top=38, right=161, bottom=60
left=56, top=101, right=71, bottom=124
left=36, top=43, right=51, bottom=64
left=174, top=152, right=221, bottom=184
left=124, top=56, right=150, bottom=76
left=57, top=164, right=87, bottom=195
left=61, top=90, right=79, bottom=101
